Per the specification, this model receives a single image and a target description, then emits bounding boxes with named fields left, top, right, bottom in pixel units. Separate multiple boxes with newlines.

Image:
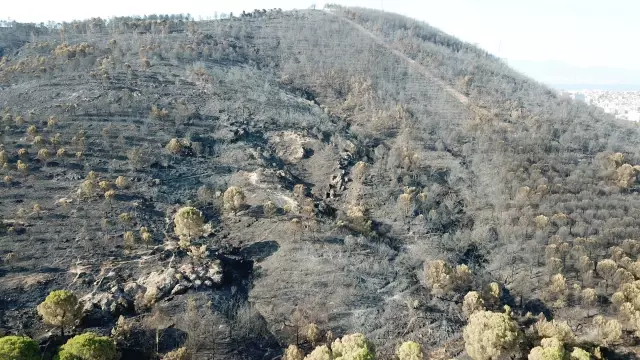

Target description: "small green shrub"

left=37, top=290, right=81, bottom=336
left=223, top=186, right=246, bottom=213
left=463, top=310, right=520, bottom=360
left=396, top=341, right=423, bottom=360
left=331, top=333, right=375, bottom=360
left=263, top=200, right=277, bottom=218
left=165, top=138, right=182, bottom=154
left=55, top=332, right=118, bottom=360
left=0, top=335, right=40, bottom=360
left=114, top=176, right=128, bottom=189
left=161, top=347, right=189, bottom=360
left=174, top=206, right=205, bottom=241
left=284, top=344, right=304, bottom=360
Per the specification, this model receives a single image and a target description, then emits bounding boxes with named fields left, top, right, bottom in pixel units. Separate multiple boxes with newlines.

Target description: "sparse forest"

left=2, top=4, right=640, bottom=359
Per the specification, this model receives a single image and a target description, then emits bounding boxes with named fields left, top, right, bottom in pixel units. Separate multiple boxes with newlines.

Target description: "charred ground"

left=2, top=6, right=640, bottom=360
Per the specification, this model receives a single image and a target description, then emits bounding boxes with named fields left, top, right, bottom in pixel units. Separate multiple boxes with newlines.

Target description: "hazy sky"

left=4, top=0, right=639, bottom=86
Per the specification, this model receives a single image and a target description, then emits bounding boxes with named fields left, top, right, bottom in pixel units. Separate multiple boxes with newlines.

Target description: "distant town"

left=560, top=89, right=640, bottom=122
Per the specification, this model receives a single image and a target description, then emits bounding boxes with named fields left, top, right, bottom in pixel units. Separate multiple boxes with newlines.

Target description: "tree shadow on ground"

left=523, top=298, right=552, bottom=319
left=239, top=240, right=279, bottom=262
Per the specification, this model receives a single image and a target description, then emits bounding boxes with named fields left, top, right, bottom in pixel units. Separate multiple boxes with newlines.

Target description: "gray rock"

left=80, top=291, right=133, bottom=321
left=187, top=272, right=199, bottom=282
left=171, top=284, right=188, bottom=295
left=137, top=268, right=178, bottom=302
left=123, top=282, right=141, bottom=297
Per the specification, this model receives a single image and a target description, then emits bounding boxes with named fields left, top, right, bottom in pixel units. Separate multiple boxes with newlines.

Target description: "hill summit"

left=2, top=5, right=640, bottom=359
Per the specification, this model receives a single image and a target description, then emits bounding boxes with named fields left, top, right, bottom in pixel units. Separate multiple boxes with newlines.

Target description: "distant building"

left=567, top=89, right=640, bottom=123
left=559, top=91, right=571, bottom=99
left=628, top=111, right=640, bottom=121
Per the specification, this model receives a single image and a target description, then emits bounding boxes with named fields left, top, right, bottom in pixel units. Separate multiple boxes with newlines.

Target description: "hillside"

left=2, top=6, right=640, bottom=360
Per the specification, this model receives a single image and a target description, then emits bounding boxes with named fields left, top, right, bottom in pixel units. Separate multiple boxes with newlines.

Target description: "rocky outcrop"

left=137, top=268, right=178, bottom=304
left=80, top=287, right=134, bottom=325
left=133, top=260, right=224, bottom=304
left=177, top=260, right=223, bottom=288
left=268, top=131, right=310, bottom=164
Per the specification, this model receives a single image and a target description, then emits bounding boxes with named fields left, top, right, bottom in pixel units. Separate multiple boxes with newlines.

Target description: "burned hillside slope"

left=1, top=7, right=640, bottom=360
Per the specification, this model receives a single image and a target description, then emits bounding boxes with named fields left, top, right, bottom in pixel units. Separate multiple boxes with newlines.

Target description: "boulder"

left=80, top=290, right=133, bottom=325
left=269, top=131, right=309, bottom=164
left=171, top=284, right=188, bottom=295
left=137, top=268, right=178, bottom=303
left=123, top=282, right=142, bottom=298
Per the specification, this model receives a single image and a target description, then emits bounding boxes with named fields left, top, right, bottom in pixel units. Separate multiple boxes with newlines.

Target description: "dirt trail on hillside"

left=325, top=9, right=490, bottom=117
